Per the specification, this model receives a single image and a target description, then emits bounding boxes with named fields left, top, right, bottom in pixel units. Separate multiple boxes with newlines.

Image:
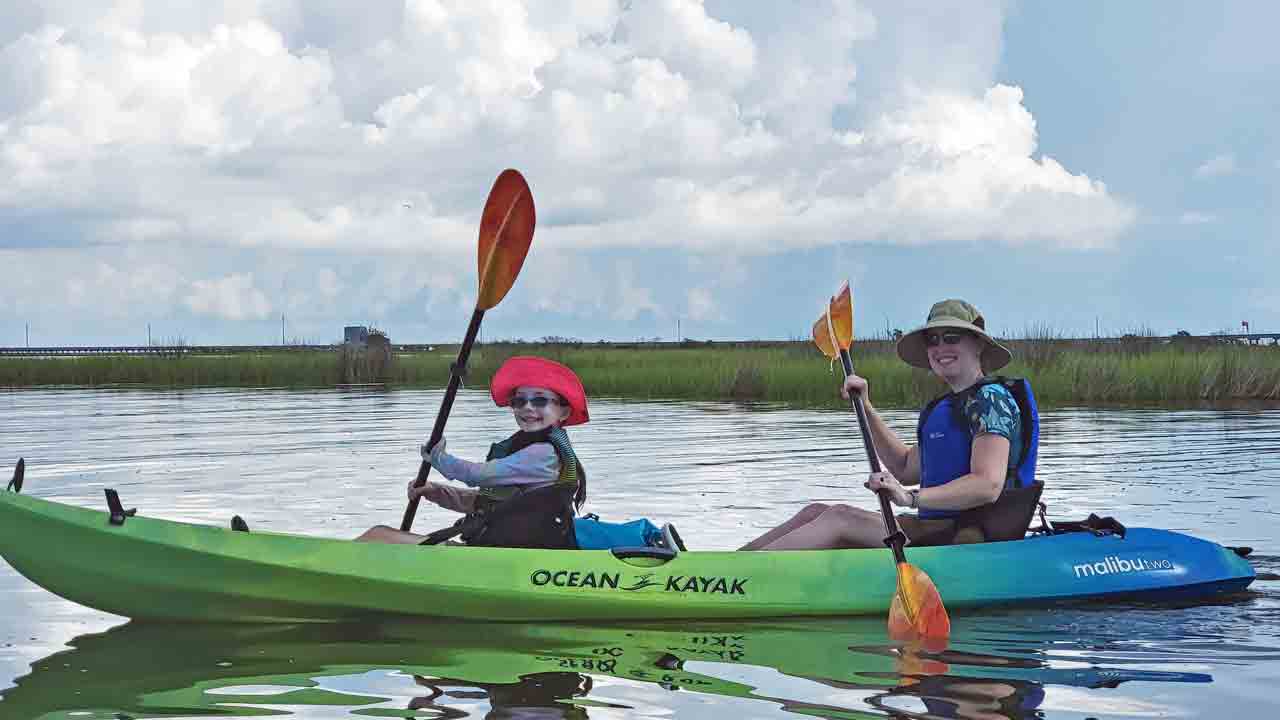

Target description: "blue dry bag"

left=573, top=516, right=663, bottom=550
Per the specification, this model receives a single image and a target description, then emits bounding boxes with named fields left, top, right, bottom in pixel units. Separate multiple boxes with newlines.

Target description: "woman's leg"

left=354, top=525, right=428, bottom=544
left=756, top=504, right=888, bottom=550
left=739, top=503, right=831, bottom=550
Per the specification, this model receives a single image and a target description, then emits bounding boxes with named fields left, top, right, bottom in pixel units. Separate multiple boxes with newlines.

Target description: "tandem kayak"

left=0, top=487, right=1255, bottom=623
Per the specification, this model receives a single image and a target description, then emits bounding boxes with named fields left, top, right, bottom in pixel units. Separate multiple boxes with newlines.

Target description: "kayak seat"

left=955, top=480, right=1044, bottom=543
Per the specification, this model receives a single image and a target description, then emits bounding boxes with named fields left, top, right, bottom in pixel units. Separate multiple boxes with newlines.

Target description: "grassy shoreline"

left=2, top=341, right=1278, bottom=408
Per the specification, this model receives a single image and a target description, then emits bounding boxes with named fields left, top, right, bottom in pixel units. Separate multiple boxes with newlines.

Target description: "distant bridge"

left=0, top=334, right=1276, bottom=357
left=1042, top=333, right=1280, bottom=346
left=0, top=344, right=440, bottom=357
left=1180, top=333, right=1280, bottom=344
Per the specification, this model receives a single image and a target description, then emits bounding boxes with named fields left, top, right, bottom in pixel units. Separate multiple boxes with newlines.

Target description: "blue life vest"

left=916, top=377, right=1040, bottom=520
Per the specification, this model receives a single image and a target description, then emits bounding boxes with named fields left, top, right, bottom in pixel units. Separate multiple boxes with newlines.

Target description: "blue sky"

left=1, top=1, right=1275, bottom=346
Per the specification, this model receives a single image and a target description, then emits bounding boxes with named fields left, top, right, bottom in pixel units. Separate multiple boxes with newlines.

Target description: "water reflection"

left=3, top=611, right=1228, bottom=720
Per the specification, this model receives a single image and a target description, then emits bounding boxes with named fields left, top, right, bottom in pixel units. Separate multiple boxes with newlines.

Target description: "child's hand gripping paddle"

left=401, top=169, right=536, bottom=531
left=816, top=282, right=951, bottom=641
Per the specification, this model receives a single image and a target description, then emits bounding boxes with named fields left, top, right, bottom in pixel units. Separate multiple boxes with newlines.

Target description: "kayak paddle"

left=401, top=169, right=536, bottom=531
left=820, top=281, right=951, bottom=641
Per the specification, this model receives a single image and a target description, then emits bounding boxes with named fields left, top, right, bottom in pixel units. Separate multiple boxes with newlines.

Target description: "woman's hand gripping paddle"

left=401, top=169, right=536, bottom=531
left=819, top=282, right=950, bottom=642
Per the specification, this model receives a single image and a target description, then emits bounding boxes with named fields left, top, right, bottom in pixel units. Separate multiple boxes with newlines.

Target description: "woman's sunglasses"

left=510, top=395, right=563, bottom=409
left=924, top=331, right=972, bottom=347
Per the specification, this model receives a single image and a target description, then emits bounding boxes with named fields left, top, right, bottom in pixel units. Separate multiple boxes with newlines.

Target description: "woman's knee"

left=820, top=504, right=879, bottom=530
left=356, top=525, right=395, bottom=542
left=820, top=504, right=862, bottom=521
left=799, top=502, right=831, bottom=517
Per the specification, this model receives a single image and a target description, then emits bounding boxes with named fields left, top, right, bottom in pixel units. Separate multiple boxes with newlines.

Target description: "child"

left=356, top=355, right=589, bottom=549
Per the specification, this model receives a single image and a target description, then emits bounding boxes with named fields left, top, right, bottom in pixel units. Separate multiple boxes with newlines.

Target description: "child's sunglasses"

left=924, top=331, right=972, bottom=347
left=510, top=394, right=563, bottom=409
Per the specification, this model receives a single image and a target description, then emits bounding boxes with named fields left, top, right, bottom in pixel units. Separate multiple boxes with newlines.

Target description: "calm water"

left=1, top=388, right=1277, bottom=718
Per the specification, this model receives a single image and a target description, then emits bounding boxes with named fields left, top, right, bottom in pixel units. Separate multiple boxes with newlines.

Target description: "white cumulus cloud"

left=0, top=0, right=1134, bottom=256
left=0, top=0, right=1141, bottom=341
left=185, top=273, right=272, bottom=321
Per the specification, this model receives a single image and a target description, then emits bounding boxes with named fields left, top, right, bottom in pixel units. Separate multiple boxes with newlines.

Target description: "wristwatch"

left=908, top=488, right=920, bottom=509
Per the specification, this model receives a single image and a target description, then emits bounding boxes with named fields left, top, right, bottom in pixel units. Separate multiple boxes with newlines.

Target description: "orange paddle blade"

left=888, top=561, right=951, bottom=643
left=812, top=312, right=837, bottom=360
left=894, top=646, right=950, bottom=677
left=829, top=281, right=853, bottom=350
left=476, top=169, right=536, bottom=310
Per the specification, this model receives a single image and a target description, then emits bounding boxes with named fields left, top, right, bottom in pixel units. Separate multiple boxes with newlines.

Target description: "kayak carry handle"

left=104, top=489, right=137, bottom=526
left=6, top=458, right=22, bottom=493
left=610, top=546, right=677, bottom=562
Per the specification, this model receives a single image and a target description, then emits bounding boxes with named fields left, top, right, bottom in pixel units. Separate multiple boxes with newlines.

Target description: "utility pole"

left=282, top=314, right=286, bottom=345
left=25, top=322, right=29, bottom=348
left=147, top=323, right=152, bottom=346
left=676, top=317, right=681, bottom=341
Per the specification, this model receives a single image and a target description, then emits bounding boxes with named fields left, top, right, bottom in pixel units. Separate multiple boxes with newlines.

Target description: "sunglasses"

left=924, top=331, right=972, bottom=347
left=510, top=394, right=563, bottom=409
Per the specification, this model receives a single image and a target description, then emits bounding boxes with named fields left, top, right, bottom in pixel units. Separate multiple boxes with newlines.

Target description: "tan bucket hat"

left=896, top=299, right=1012, bottom=372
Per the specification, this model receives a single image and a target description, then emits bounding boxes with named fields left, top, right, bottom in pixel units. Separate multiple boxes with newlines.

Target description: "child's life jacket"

left=421, top=427, right=585, bottom=549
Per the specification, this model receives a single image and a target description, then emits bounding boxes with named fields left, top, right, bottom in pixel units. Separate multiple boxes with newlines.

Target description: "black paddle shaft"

left=839, top=348, right=908, bottom=563
left=401, top=307, right=486, bottom=531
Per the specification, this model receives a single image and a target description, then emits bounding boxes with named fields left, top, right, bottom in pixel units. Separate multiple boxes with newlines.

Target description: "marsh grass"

left=0, top=353, right=343, bottom=388
left=3, top=340, right=1278, bottom=407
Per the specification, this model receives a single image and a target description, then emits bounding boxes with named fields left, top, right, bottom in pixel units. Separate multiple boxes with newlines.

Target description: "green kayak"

left=0, top=484, right=1255, bottom=623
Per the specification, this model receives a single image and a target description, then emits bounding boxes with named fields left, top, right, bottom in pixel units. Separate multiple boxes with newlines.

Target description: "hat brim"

left=896, top=320, right=1012, bottom=373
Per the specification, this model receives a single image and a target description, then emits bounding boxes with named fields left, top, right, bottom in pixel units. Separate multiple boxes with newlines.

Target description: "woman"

left=741, top=299, right=1038, bottom=550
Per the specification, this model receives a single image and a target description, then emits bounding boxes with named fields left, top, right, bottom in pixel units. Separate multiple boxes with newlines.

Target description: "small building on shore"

left=339, top=326, right=392, bottom=383
left=344, top=326, right=370, bottom=347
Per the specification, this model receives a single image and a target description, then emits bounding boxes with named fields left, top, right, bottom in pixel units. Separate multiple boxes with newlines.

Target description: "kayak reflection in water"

left=741, top=299, right=1041, bottom=550
left=878, top=675, right=1046, bottom=720
left=356, top=356, right=590, bottom=548
left=0, top=617, right=1211, bottom=720
left=408, top=672, right=600, bottom=720
left=402, top=647, right=1049, bottom=720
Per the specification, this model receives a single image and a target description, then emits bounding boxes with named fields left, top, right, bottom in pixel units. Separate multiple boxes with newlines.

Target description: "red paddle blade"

left=888, top=561, right=951, bottom=643
left=829, top=281, right=853, bottom=351
left=476, top=169, right=536, bottom=310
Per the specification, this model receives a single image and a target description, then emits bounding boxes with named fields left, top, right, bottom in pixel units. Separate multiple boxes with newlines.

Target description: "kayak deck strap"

left=1031, top=513, right=1127, bottom=539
